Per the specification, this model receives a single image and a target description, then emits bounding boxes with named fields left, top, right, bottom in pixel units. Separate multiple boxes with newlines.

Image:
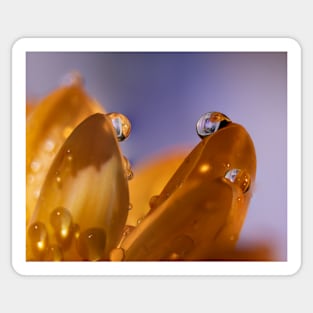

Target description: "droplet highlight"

left=50, top=207, right=73, bottom=248
left=224, top=168, right=251, bottom=193
left=45, top=245, right=64, bottom=261
left=107, top=112, right=131, bottom=141
left=27, top=222, right=49, bottom=258
left=76, top=228, right=106, bottom=261
left=196, top=112, right=231, bottom=139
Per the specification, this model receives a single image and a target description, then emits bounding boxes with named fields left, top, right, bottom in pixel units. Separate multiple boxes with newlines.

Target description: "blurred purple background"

left=26, top=52, right=287, bottom=260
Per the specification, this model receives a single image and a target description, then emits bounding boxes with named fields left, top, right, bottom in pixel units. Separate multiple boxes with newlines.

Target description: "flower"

left=26, top=78, right=273, bottom=261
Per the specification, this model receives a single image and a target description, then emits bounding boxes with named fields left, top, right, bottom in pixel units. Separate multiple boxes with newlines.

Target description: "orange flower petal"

left=26, top=84, right=104, bottom=224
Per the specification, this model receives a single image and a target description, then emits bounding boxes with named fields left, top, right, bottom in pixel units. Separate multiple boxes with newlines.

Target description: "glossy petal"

left=127, top=151, right=188, bottom=226
left=27, top=113, right=129, bottom=261
left=26, top=85, right=104, bottom=224
left=120, top=123, right=257, bottom=260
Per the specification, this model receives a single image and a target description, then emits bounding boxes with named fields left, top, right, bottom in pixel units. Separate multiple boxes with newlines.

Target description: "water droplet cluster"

left=27, top=207, right=107, bottom=261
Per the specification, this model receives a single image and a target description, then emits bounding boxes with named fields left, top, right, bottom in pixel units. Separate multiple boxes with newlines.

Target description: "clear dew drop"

left=122, top=156, right=134, bottom=180
left=109, top=248, right=125, bottom=261
left=50, top=207, right=73, bottom=247
left=76, top=228, right=106, bottom=261
left=30, top=160, right=41, bottom=173
left=28, top=222, right=49, bottom=257
left=107, top=112, right=131, bottom=141
left=196, top=112, right=231, bottom=139
left=44, top=139, right=55, bottom=153
left=149, top=195, right=160, bottom=211
left=224, top=168, right=251, bottom=193
left=55, top=170, right=62, bottom=186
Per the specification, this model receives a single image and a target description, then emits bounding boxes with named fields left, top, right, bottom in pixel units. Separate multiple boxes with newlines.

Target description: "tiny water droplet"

left=28, top=222, right=49, bottom=258
left=149, top=195, right=160, bottom=210
left=27, top=175, right=35, bottom=184
left=122, top=156, right=133, bottom=180
left=45, top=245, right=63, bottom=261
left=224, top=169, right=251, bottom=193
left=137, top=217, right=145, bottom=225
left=109, top=248, right=125, bottom=261
left=55, top=171, right=62, bottom=186
left=122, top=225, right=135, bottom=237
left=107, top=112, right=131, bottom=141
left=50, top=207, right=73, bottom=247
left=33, top=189, right=40, bottom=199
left=162, top=235, right=194, bottom=260
left=30, top=160, right=41, bottom=173
left=76, top=228, right=106, bottom=261
left=66, top=149, right=73, bottom=161
left=128, top=203, right=133, bottom=211
left=196, top=112, right=231, bottom=139
left=44, top=139, right=55, bottom=152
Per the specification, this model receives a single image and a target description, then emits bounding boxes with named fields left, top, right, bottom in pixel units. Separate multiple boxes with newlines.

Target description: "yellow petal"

left=120, top=123, right=256, bottom=261
left=127, top=150, right=188, bottom=226
left=26, top=84, right=104, bottom=224
left=27, top=113, right=129, bottom=261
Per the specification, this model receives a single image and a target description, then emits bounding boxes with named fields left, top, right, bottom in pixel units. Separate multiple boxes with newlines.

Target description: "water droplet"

left=50, top=207, right=73, bottom=247
left=128, top=203, right=133, bottom=211
left=107, top=112, right=131, bottom=141
left=76, top=228, right=106, bottom=261
left=162, top=235, right=194, bottom=261
left=28, top=222, right=49, bottom=258
left=122, top=156, right=133, bottom=180
left=66, top=149, right=73, bottom=161
left=27, top=175, right=35, bottom=184
left=45, top=245, right=64, bottom=261
left=44, top=139, right=55, bottom=152
left=72, top=224, right=80, bottom=239
left=33, top=189, right=40, bottom=199
left=149, top=195, right=160, bottom=210
left=224, top=168, right=251, bottom=193
left=137, top=217, right=145, bottom=225
left=109, top=248, right=125, bottom=261
left=196, top=112, right=231, bottom=139
left=55, top=171, right=62, bottom=186
left=60, top=72, right=84, bottom=87
left=122, top=225, right=135, bottom=237
left=30, top=160, right=41, bottom=173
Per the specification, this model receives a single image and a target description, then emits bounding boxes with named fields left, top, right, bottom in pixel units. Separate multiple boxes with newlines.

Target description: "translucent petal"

left=27, top=113, right=129, bottom=261
left=26, top=84, right=104, bottom=224
left=120, top=123, right=257, bottom=260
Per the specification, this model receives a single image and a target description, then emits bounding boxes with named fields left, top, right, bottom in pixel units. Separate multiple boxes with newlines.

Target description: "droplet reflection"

left=196, top=112, right=231, bottom=139
left=224, top=168, right=251, bottom=193
left=107, top=112, right=131, bottom=141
